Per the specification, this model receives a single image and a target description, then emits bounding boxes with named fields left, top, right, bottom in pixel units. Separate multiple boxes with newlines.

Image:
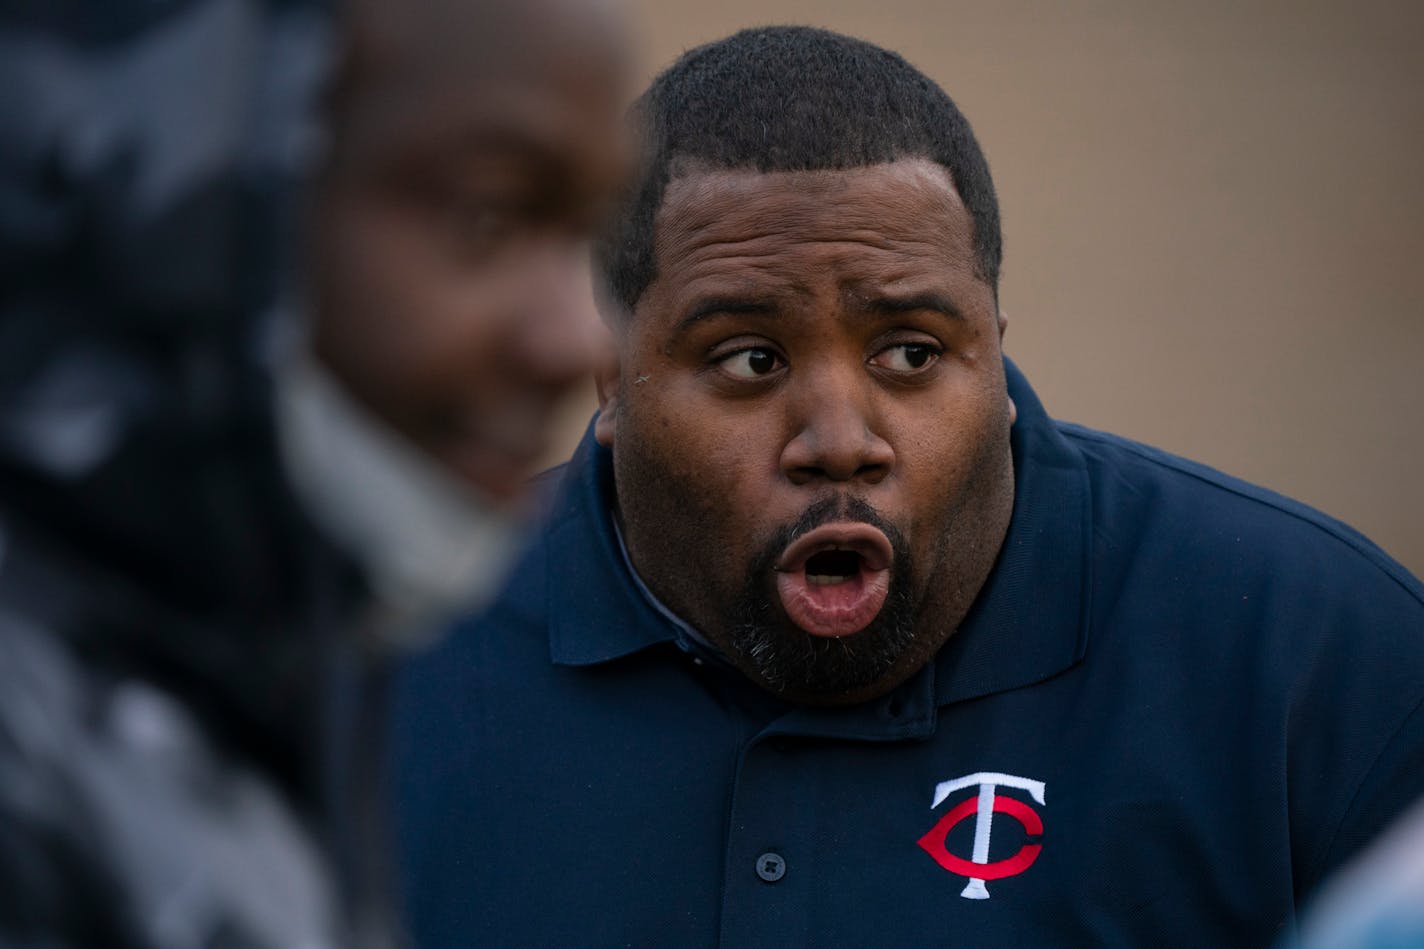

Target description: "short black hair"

left=597, top=25, right=1002, bottom=315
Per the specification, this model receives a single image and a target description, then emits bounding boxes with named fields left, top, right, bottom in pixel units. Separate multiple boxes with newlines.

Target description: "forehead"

left=353, top=0, right=627, bottom=78
left=338, top=0, right=628, bottom=171
left=647, top=160, right=982, bottom=304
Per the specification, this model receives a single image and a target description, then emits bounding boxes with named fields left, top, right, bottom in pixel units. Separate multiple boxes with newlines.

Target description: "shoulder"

left=446, top=460, right=572, bottom=637
left=393, top=460, right=577, bottom=717
left=1057, top=420, right=1424, bottom=611
left=1052, top=423, right=1424, bottom=891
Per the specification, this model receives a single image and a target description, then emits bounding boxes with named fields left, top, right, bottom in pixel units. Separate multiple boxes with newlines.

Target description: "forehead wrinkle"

left=655, top=169, right=972, bottom=277
left=660, top=196, right=954, bottom=252
left=668, top=257, right=814, bottom=319
left=664, top=236, right=965, bottom=308
left=646, top=160, right=988, bottom=327
left=660, top=159, right=966, bottom=230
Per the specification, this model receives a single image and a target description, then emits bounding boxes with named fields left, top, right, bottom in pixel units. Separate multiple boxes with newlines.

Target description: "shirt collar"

left=611, top=514, right=717, bottom=652
left=545, top=426, right=682, bottom=665
left=931, top=357, right=1092, bottom=704
left=546, top=358, right=1092, bottom=706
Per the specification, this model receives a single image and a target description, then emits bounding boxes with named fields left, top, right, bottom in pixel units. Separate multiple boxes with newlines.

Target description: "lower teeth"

left=808, top=574, right=849, bottom=586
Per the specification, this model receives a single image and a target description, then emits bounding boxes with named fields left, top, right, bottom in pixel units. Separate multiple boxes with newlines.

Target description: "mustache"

left=761, top=494, right=908, bottom=563
left=735, top=493, right=919, bottom=696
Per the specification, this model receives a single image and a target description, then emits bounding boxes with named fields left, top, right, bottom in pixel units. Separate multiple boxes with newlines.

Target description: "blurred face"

left=313, top=0, right=629, bottom=501
left=597, top=160, right=1016, bottom=704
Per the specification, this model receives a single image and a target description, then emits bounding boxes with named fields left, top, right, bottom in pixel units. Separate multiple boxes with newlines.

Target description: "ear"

left=593, top=354, right=621, bottom=448
left=996, top=306, right=1018, bottom=425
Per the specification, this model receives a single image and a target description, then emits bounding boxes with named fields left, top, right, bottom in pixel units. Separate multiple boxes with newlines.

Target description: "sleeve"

left=1312, top=698, right=1424, bottom=882
left=1286, top=555, right=1424, bottom=902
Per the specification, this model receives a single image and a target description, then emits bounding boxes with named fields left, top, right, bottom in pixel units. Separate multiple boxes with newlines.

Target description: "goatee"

left=728, top=495, right=919, bottom=698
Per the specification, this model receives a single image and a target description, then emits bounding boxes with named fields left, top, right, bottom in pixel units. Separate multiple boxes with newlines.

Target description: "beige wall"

left=554, top=0, right=1424, bottom=577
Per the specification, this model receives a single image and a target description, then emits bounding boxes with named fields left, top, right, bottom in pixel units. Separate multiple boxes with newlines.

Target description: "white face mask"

left=273, top=350, right=527, bottom=649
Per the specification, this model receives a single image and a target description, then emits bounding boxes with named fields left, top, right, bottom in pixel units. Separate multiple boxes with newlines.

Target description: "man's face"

left=597, top=160, right=1016, bottom=704
left=313, top=0, right=628, bottom=501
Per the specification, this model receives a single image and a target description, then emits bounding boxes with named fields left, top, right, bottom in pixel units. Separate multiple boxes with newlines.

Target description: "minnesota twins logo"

left=916, top=771, right=1046, bottom=899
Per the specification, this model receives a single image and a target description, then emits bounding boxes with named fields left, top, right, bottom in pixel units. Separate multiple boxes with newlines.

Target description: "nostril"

left=785, top=460, right=890, bottom=486
left=779, top=416, right=894, bottom=483
left=856, top=461, right=890, bottom=483
left=788, top=463, right=831, bottom=485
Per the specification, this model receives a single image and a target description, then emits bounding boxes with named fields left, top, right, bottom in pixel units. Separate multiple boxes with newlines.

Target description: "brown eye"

left=902, top=345, right=933, bottom=368
left=871, top=343, right=939, bottom=373
left=719, top=347, right=784, bottom=379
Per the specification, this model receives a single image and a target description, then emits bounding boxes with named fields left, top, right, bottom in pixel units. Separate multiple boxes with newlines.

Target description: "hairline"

left=604, top=149, right=996, bottom=327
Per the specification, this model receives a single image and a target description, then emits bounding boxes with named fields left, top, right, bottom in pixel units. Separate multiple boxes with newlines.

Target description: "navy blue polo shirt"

left=392, top=360, right=1424, bottom=946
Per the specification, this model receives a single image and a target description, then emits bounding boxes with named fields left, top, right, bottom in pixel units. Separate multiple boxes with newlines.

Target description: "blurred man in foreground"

left=0, top=0, right=626, bottom=944
left=291, top=0, right=628, bottom=636
left=394, top=26, right=1424, bottom=945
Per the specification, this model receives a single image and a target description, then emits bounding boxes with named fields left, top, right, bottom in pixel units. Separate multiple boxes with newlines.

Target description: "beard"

left=725, top=494, right=921, bottom=698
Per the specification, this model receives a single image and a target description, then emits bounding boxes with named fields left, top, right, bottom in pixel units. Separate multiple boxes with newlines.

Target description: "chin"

left=722, top=583, right=923, bottom=703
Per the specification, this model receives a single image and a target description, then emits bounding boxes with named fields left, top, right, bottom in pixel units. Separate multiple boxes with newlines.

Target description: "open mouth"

left=773, top=522, right=894, bottom=638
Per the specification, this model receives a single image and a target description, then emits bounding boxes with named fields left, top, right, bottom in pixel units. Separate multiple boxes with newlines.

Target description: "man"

left=0, top=0, right=627, bottom=944
left=287, top=0, right=629, bottom=635
left=393, top=26, right=1424, bottom=945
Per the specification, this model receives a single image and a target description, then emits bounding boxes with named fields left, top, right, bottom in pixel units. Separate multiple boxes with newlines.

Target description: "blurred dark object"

left=0, top=0, right=378, bottom=945
left=1293, top=795, right=1424, bottom=949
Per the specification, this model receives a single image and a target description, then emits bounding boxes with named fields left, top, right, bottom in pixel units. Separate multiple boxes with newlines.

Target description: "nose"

left=779, top=369, right=894, bottom=486
left=510, top=240, right=610, bottom=386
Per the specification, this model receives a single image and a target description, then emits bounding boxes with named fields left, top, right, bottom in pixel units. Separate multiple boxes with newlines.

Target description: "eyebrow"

left=673, top=290, right=967, bottom=335
left=676, top=297, right=778, bottom=333
left=854, top=292, right=967, bottom=324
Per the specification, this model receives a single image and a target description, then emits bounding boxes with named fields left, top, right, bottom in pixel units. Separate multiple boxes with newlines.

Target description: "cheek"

left=896, top=391, right=1012, bottom=538
left=620, top=390, right=728, bottom=495
left=629, top=376, right=782, bottom=489
left=321, top=205, right=515, bottom=392
left=616, top=390, right=775, bottom=551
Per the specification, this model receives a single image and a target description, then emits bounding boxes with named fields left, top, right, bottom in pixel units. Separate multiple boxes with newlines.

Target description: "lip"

left=773, top=521, right=894, bottom=638
left=774, top=522, right=894, bottom=574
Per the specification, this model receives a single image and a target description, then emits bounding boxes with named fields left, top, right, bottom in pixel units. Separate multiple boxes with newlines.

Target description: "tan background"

left=551, top=0, right=1424, bottom=577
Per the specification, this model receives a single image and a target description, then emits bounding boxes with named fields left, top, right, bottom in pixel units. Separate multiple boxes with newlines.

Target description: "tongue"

left=776, top=564, right=891, bottom=638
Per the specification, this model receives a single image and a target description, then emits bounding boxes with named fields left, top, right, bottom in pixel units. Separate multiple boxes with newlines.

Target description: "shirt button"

left=756, top=851, right=787, bottom=883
